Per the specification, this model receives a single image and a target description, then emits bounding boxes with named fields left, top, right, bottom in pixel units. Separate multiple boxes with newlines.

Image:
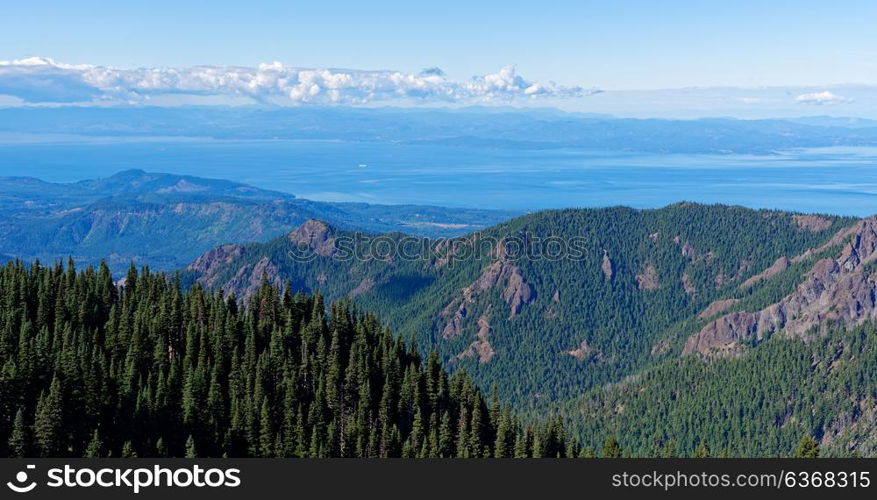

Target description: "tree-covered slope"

left=563, top=323, right=877, bottom=457
left=183, top=204, right=854, bottom=411
left=0, top=260, right=582, bottom=458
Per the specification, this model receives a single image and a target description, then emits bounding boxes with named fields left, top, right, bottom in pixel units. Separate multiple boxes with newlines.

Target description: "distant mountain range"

left=4, top=106, right=877, bottom=154
left=180, top=203, right=877, bottom=456
left=0, top=168, right=297, bottom=212
left=0, top=169, right=517, bottom=273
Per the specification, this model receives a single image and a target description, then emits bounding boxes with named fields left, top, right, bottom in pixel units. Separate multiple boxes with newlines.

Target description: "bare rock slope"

left=684, top=218, right=877, bottom=356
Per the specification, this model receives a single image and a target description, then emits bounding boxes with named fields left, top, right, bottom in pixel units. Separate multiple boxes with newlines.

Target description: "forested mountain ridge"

left=0, top=168, right=296, bottom=213
left=182, top=204, right=858, bottom=416
left=179, top=203, right=877, bottom=457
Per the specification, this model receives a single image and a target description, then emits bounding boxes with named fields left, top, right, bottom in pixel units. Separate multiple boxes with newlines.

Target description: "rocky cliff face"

left=189, top=219, right=337, bottom=300
left=502, top=267, right=535, bottom=318
left=793, top=214, right=834, bottom=232
left=684, top=218, right=877, bottom=356
left=288, top=219, right=336, bottom=257
left=601, top=251, right=614, bottom=280
left=187, top=244, right=245, bottom=288
left=440, top=240, right=535, bottom=358
left=698, top=298, right=739, bottom=320
left=441, top=260, right=535, bottom=336
left=455, top=307, right=495, bottom=363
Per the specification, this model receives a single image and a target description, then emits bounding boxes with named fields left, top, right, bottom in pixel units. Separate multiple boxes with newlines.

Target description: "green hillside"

left=564, top=322, right=877, bottom=457
left=0, top=260, right=581, bottom=458
left=183, top=204, right=854, bottom=412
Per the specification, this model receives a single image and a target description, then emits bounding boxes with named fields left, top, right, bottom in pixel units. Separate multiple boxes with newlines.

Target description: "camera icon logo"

left=6, top=464, right=37, bottom=493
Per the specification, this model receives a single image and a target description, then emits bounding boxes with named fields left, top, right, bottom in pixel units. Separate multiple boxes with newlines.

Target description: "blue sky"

left=3, top=0, right=876, bottom=89
left=1, top=1, right=876, bottom=116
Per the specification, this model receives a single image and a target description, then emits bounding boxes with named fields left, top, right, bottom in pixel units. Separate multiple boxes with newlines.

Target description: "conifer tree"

left=661, top=440, right=678, bottom=458
left=793, top=437, right=819, bottom=459
left=494, top=410, right=513, bottom=458
left=513, top=431, right=528, bottom=458
left=185, top=435, right=197, bottom=458
left=34, top=377, right=63, bottom=457
left=602, top=436, right=622, bottom=458
left=85, top=430, right=103, bottom=458
left=8, top=408, right=29, bottom=457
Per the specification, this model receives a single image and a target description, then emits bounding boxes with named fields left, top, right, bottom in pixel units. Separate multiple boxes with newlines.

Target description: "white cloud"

left=794, top=90, right=853, bottom=105
left=0, top=57, right=596, bottom=106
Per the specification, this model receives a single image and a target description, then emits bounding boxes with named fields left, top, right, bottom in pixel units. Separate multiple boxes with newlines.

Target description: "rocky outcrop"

left=636, top=264, right=660, bottom=291
left=441, top=301, right=468, bottom=339
left=698, top=298, right=739, bottom=320
left=684, top=218, right=877, bottom=356
left=739, top=256, right=790, bottom=290
left=441, top=261, right=502, bottom=339
left=456, top=310, right=495, bottom=363
left=503, top=267, right=535, bottom=318
left=793, top=214, right=833, bottom=232
left=188, top=244, right=245, bottom=287
left=440, top=239, right=535, bottom=339
left=601, top=251, right=614, bottom=280
left=566, top=339, right=598, bottom=361
left=469, top=261, right=505, bottom=299
left=683, top=310, right=759, bottom=356
left=288, top=219, right=336, bottom=257
left=681, top=273, right=696, bottom=296
left=189, top=212, right=352, bottom=297
left=681, top=242, right=697, bottom=260
left=545, top=290, right=561, bottom=319
left=349, top=277, right=375, bottom=297
left=218, top=256, right=281, bottom=301
left=820, top=396, right=877, bottom=457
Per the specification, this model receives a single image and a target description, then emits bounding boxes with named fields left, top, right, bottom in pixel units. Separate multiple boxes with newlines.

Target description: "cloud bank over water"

left=571, top=86, right=876, bottom=119
left=0, top=57, right=596, bottom=106
left=795, top=90, right=853, bottom=105
left=2, top=57, right=875, bottom=118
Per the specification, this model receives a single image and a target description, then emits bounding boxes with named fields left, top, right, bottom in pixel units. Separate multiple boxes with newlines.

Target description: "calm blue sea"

left=2, top=138, right=877, bottom=216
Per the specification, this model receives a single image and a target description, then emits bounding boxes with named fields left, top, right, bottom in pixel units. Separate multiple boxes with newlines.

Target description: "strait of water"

left=2, top=138, right=877, bottom=216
